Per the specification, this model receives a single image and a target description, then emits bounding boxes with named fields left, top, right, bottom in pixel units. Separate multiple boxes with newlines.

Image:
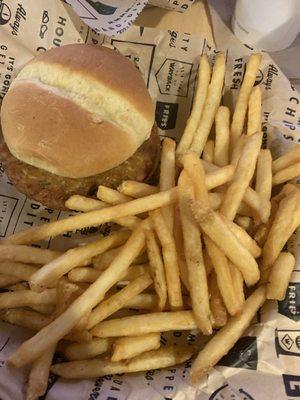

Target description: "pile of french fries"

left=0, top=52, right=300, bottom=400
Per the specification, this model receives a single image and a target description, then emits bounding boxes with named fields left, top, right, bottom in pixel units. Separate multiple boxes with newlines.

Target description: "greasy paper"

left=0, top=0, right=300, bottom=399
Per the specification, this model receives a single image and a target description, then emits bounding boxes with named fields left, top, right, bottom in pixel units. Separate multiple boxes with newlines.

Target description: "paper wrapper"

left=0, top=1, right=300, bottom=399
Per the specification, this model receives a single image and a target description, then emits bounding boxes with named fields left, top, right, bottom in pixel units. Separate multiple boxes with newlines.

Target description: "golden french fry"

left=272, top=161, right=300, bottom=186
left=192, top=203, right=260, bottom=286
left=228, top=261, right=245, bottom=309
left=209, top=192, right=224, bottom=210
left=190, top=285, right=266, bottom=383
left=66, top=195, right=108, bottom=211
left=124, top=292, right=157, bottom=310
left=230, top=135, right=246, bottom=167
left=214, top=106, right=230, bottom=167
left=118, top=181, right=158, bottom=198
left=263, top=191, right=300, bottom=268
left=173, top=205, right=190, bottom=290
left=0, top=274, right=21, bottom=287
left=63, top=338, right=112, bottom=361
left=91, top=311, right=197, bottom=337
left=267, top=252, right=295, bottom=300
left=177, top=54, right=211, bottom=155
left=255, top=149, right=272, bottom=201
left=0, top=289, right=56, bottom=309
left=87, top=273, right=152, bottom=329
left=205, top=165, right=235, bottom=190
left=0, top=261, right=38, bottom=281
left=8, top=224, right=146, bottom=368
left=51, top=346, right=194, bottom=379
left=202, top=249, right=213, bottom=277
left=203, top=140, right=215, bottom=163
left=145, top=228, right=167, bottom=311
left=235, top=216, right=253, bottom=233
left=205, top=236, right=241, bottom=316
left=220, top=132, right=262, bottom=221
left=97, top=186, right=132, bottom=204
left=231, top=54, right=262, bottom=145
left=4, top=188, right=177, bottom=245
left=26, top=345, right=55, bottom=400
left=243, top=187, right=271, bottom=224
left=0, top=245, right=61, bottom=264
left=272, top=146, right=300, bottom=174
left=202, top=159, right=219, bottom=172
left=160, top=138, right=176, bottom=232
left=190, top=53, right=226, bottom=155
left=93, top=246, right=147, bottom=270
left=112, top=333, right=161, bottom=362
left=183, top=152, right=209, bottom=207
left=30, top=230, right=130, bottom=292
left=209, top=271, right=227, bottom=327
left=247, top=86, right=262, bottom=135
left=150, top=209, right=183, bottom=310
left=178, top=171, right=212, bottom=334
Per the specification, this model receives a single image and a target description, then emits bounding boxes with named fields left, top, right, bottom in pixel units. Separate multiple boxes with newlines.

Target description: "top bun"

left=1, top=44, right=155, bottom=178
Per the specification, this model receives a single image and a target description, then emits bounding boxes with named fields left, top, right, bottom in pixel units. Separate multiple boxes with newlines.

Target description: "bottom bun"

left=0, top=125, right=160, bottom=210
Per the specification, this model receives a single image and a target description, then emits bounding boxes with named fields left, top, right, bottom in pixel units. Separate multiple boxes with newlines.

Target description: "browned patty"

left=0, top=125, right=160, bottom=210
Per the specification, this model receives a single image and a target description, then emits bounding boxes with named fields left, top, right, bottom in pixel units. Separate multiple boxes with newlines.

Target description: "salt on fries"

left=1, top=53, right=299, bottom=399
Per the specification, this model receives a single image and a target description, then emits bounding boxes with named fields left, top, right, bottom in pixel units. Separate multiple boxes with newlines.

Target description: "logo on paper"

left=278, top=283, right=300, bottom=322
left=0, top=194, right=18, bottom=237
left=85, top=0, right=117, bottom=15
left=156, top=59, right=193, bottom=97
left=282, top=374, right=300, bottom=396
left=0, top=1, right=11, bottom=25
left=155, top=101, right=178, bottom=130
left=209, top=384, right=255, bottom=400
left=218, top=336, right=258, bottom=370
left=275, top=329, right=300, bottom=357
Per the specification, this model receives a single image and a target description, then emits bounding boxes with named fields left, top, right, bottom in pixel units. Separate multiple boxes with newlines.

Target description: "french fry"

left=66, top=195, right=108, bottom=211
left=202, top=159, right=219, bottom=172
left=190, top=285, right=266, bottom=383
left=111, top=333, right=161, bottom=362
left=263, top=191, right=300, bottom=267
left=247, top=86, right=262, bottom=135
left=177, top=54, right=211, bottom=155
left=230, top=135, right=246, bottom=167
left=228, top=262, right=245, bottom=309
left=150, top=209, right=183, bottom=310
left=231, top=53, right=262, bottom=145
left=220, top=132, right=262, bottom=221
left=255, top=149, right=272, bottom=201
left=203, top=249, right=213, bottom=277
left=214, top=106, right=230, bottom=166
left=205, top=236, right=241, bottom=316
left=125, top=292, right=158, bottom=310
left=26, top=345, right=55, bottom=400
left=267, top=252, right=295, bottom=300
left=97, top=186, right=132, bottom=204
left=190, top=52, right=226, bottom=155
left=173, top=205, right=190, bottom=290
left=0, top=289, right=56, bottom=309
left=118, top=181, right=158, bottom=198
left=183, top=152, right=209, bottom=207
left=30, top=230, right=130, bottom=292
left=192, top=203, right=260, bottom=286
left=63, top=338, right=112, bottom=361
left=8, top=224, right=146, bottom=367
left=0, top=245, right=61, bottom=264
left=51, top=346, right=194, bottom=379
left=91, top=311, right=197, bottom=337
left=272, top=146, right=300, bottom=174
left=4, top=188, right=177, bottom=245
left=205, top=165, right=234, bottom=190
left=93, top=246, right=147, bottom=270
left=145, top=228, right=167, bottom=311
left=203, top=140, right=215, bottom=163
left=235, top=216, right=253, bottom=233
left=0, top=261, right=38, bottom=281
left=219, top=214, right=261, bottom=258
left=0, top=274, right=21, bottom=287
left=209, top=192, right=224, bottom=210
left=178, top=171, right=212, bottom=334
left=272, top=161, right=300, bottom=186
left=209, top=271, right=227, bottom=327
left=87, top=273, right=152, bottom=329
left=243, top=187, right=271, bottom=224
left=160, top=138, right=176, bottom=232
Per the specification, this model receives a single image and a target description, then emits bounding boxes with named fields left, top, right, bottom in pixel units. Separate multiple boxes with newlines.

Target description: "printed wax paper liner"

left=0, top=1, right=300, bottom=399
left=66, top=0, right=196, bottom=36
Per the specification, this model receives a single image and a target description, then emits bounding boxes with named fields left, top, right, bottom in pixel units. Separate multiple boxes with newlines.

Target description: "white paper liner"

left=0, top=1, right=300, bottom=399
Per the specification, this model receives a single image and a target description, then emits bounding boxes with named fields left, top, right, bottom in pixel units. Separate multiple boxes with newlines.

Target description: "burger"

left=0, top=44, right=160, bottom=209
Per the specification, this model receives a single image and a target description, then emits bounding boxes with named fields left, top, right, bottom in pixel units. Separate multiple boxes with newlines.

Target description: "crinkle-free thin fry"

left=66, top=195, right=108, bottom=211
left=256, top=149, right=272, bottom=201
left=97, top=186, right=132, bottom=204
left=190, top=285, right=266, bottom=383
left=4, top=188, right=177, bottom=245
left=118, top=181, right=158, bottom=198
left=247, top=86, right=262, bottom=136
left=209, top=271, right=227, bottom=328
left=178, top=171, right=212, bottom=334
left=203, top=140, right=215, bottom=163
left=0, top=245, right=61, bottom=264
left=111, top=333, right=161, bottom=362
left=272, top=161, right=300, bottom=186
left=190, top=53, right=226, bottom=155
left=8, top=224, right=146, bottom=368
left=63, top=338, right=112, bottom=361
left=214, top=106, right=230, bottom=167
left=0, top=289, right=56, bottom=309
left=0, top=261, right=38, bottom=281
left=231, top=53, right=262, bottom=145
left=177, top=54, right=211, bottom=155
left=51, top=346, right=194, bottom=380
left=205, top=165, right=234, bottom=190
left=272, top=146, right=300, bottom=174
left=267, top=252, right=295, bottom=300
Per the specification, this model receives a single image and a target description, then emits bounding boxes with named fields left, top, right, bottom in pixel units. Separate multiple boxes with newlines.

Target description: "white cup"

left=232, top=0, right=300, bottom=51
